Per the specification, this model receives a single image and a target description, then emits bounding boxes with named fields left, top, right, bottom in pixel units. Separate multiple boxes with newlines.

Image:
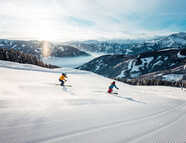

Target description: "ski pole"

left=67, top=77, right=72, bottom=85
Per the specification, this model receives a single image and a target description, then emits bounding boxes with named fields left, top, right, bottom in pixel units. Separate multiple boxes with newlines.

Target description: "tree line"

left=0, top=47, right=59, bottom=68
left=114, top=77, right=186, bottom=88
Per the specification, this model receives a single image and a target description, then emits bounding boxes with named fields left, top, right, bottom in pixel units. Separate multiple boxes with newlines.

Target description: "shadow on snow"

left=113, top=95, right=146, bottom=104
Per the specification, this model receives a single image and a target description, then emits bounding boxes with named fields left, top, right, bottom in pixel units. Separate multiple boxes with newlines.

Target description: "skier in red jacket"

left=107, top=81, right=119, bottom=93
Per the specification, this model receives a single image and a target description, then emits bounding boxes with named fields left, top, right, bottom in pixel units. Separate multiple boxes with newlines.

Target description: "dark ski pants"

left=59, top=79, right=65, bottom=86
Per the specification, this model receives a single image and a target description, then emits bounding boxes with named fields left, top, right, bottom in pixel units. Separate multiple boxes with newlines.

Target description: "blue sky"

left=0, top=0, right=185, bottom=41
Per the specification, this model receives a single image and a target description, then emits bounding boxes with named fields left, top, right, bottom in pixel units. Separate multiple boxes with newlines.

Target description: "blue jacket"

left=109, top=84, right=118, bottom=89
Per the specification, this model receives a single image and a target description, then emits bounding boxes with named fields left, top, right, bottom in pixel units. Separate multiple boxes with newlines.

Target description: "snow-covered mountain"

left=77, top=49, right=186, bottom=82
left=146, top=32, right=186, bottom=47
left=66, top=39, right=140, bottom=54
left=0, top=40, right=89, bottom=58
left=67, top=32, right=186, bottom=55
left=136, top=32, right=186, bottom=53
left=0, top=60, right=186, bottom=143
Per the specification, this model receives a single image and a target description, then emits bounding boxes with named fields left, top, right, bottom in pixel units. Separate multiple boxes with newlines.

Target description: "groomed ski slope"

left=0, top=60, right=185, bottom=143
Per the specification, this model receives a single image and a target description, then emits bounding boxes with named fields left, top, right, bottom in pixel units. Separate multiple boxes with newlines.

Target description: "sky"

left=0, top=0, right=186, bottom=42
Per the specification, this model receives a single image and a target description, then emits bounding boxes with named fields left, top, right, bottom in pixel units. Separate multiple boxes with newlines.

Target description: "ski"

left=107, top=92, right=118, bottom=95
left=111, top=93, right=118, bottom=95
left=65, top=85, right=72, bottom=87
left=54, top=84, right=72, bottom=87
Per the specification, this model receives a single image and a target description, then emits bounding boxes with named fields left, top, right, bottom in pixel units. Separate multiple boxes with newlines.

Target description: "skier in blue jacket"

left=107, top=81, right=119, bottom=93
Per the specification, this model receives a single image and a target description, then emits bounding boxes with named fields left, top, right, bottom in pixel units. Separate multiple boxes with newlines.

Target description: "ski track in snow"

left=36, top=102, right=185, bottom=143
left=0, top=60, right=186, bottom=143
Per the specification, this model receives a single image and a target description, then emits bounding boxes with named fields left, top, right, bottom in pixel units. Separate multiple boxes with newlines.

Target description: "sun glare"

left=42, top=41, right=50, bottom=57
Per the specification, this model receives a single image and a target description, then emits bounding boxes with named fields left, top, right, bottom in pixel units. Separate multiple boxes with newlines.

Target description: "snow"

left=94, top=59, right=103, bottom=72
left=126, top=48, right=133, bottom=54
left=11, top=45, right=17, bottom=48
left=58, top=46, right=64, bottom=51
left=158, top=48, right=174, bottom=52
left=164, top=56, right=168, bottom=60
left=128, top=59, right=133, bottom=69
left=116, top=70, right=126, bottom=78
left=0, top=60, right=186, bottom=143
left=157, top=56, right=162, bottom=60
left=146, top=32, right=186, bottom=47
left=173, top=37, right=186, bottom=44
left=163, top=74, right=183, bottom=81
left=10, top=41, right=13, bottom=46
left=152, top=60, right=163, bottom=68
left=170, top=63, right=176, bottom=66
left=158, top=73, right=163, bottom=76
left=131, top=57, right=153, bottom=72
left=177, top=51, right=186, bottom=58
left=131, top=63, right=141, bottom=72
left=94, top=64, right=100, bottom=72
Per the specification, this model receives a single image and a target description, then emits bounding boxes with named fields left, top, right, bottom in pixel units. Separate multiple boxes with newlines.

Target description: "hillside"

left=0, top=60, right=186, bottom=143
left=77, top=49, right=186, bottom=84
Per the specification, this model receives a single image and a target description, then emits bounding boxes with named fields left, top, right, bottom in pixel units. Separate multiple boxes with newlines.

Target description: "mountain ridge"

left=67, top=32, right=186, bottom=55
left=0, top=40, right=90, bottom=58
